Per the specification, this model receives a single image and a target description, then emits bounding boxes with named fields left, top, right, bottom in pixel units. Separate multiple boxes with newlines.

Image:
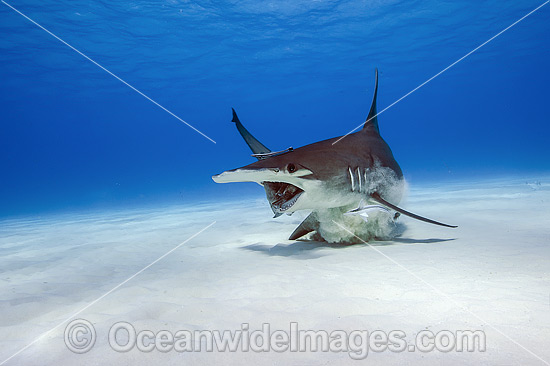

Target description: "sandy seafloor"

left=1, top=176, right=549, bottom=365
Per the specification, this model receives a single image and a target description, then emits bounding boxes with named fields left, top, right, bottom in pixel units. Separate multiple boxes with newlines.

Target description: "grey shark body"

left=213, top=70, right=456, bottom=242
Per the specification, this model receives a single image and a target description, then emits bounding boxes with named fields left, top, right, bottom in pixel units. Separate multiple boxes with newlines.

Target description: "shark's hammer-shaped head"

left=212, top=149, right=324, bottom=216
left=212, top=132, right=391, bottom=217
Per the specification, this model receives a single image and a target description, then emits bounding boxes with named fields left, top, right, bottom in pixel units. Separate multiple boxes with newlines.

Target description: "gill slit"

left=348, top=167, right=355, bottom=191
left=356, top=167, right=362, bottom=192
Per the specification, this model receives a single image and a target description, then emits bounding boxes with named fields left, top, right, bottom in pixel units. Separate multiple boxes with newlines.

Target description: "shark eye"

left=287, top=163, right=296, bottom=173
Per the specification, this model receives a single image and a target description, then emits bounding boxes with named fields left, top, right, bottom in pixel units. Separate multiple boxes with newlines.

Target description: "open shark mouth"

left=263, top=181, right=304, bottom=216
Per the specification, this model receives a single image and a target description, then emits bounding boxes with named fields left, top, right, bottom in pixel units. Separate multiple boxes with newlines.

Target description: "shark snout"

left=212, top=166, right=313, bottom=184
left=212, top=168, right=283, bottom=184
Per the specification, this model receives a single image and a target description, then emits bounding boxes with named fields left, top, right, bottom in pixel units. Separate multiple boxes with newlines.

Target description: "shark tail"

left=231, top=108, right=271, bottom=156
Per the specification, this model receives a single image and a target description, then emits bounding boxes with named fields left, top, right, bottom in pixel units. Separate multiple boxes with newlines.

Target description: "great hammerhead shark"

left=213, top=70, right=456, bottom=242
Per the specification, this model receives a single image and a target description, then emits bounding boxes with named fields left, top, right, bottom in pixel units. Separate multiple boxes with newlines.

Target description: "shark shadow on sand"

left=243, top=236, right=455, bottom=259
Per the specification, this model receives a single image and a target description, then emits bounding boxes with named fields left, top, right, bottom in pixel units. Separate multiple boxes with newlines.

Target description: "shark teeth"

left=263, top=182, right=304, bottom=214
left=280, top=191, right=303, bottom=211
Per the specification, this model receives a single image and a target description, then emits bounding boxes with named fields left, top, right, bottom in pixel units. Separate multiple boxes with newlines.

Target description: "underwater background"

left=1, top=0, right=549, bottom=217
left=2, top=2, right=550, bottom=365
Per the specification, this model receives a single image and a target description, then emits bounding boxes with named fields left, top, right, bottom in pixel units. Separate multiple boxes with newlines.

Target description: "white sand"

left=1, top=177, right=549, bottom=365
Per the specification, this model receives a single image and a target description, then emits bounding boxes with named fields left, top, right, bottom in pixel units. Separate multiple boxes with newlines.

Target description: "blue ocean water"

left=0, top=0, right=549, bottom=217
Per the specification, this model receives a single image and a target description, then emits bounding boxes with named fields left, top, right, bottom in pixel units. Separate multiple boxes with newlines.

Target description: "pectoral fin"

left=289, top=212, right=320, bottom=240
left=370, top=192, right=457, bottom=228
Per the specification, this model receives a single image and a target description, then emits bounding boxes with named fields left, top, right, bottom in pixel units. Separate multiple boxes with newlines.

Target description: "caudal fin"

left=231, top=108, right=271, bottom=157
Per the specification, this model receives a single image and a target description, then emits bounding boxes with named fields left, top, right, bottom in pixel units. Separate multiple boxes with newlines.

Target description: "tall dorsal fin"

left=231, top=108, right=271, bottom=157
left=362, top=69, right=380, bottom=135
